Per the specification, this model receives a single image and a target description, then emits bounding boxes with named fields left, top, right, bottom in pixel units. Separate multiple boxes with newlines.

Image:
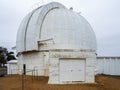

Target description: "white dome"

left=16, top=2, right=97, bottom=53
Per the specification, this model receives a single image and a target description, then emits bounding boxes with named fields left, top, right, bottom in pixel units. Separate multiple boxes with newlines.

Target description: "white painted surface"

left=18, top=52, right=45, bottom=76
left=7, top=60, right=18, bottom=74
left=59, top=59, right=85, bottom=82
left=96, top=57, right=120, bottom=75
left=16, top=2, right=97, bottom=84
left=16, top=2, right=97, bottom=53
left=16, top=2, right=66, bottom=52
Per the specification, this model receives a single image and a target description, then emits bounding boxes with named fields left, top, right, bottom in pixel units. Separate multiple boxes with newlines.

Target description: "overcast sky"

left=0, top=0, right=120, bottom=56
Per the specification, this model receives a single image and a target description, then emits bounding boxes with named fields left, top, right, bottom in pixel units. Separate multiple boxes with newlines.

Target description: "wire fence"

left=8, top=64, right=40, bottom=90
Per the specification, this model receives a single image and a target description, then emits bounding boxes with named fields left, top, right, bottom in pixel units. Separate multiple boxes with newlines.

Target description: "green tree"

left=0, top=47, right=16, bottom=67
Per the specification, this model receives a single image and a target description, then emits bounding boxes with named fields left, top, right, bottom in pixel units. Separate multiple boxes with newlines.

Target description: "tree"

left=0, top=46, right=16, bottom=67
left=7, top=52, right=16, bottom=61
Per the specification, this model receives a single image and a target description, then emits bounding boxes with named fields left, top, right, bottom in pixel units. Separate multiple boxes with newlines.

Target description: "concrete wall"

left=96, top=57, right=120, bottom=75
left=17, top=51, right=49, bottom=76
left=17, top=50, right=96, bottom=84
left=48, top=50, right=96, bottom=84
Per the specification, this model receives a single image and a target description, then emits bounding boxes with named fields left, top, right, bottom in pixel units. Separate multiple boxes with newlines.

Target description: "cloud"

left=0, top=0, right=120, bottom=56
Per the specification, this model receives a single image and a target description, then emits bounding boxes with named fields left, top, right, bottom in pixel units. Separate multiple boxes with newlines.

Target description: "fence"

left=96, top=57, right=120, bottom=75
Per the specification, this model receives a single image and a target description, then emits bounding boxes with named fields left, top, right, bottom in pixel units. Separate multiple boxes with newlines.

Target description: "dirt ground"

left=0, top=74, right=120, bottom=90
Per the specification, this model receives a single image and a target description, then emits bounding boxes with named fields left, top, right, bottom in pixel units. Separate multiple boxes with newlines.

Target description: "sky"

left=0, top=0, right=120, bottom=56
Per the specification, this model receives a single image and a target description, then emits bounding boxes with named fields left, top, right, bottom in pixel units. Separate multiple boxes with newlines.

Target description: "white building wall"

left=96, top=57, right=120, bottom=75
left=17, top=52, right=49, bottom=76
left=48, top=51, right=96, bottom=84
left=7, top=60, right=18, bottom=74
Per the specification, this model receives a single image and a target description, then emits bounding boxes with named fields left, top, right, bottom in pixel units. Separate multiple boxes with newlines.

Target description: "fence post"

left=23, top=64, right=26, bottom=75
left=22, top=64, right=26, bottom=90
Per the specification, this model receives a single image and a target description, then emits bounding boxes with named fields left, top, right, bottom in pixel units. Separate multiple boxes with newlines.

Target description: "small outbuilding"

left=16, top=2, right=97, bottom=84
left=7, top=60, right=18, bottom=75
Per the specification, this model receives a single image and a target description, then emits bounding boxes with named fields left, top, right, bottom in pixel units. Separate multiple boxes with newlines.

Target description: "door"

left=59, top=59, right=85, bottom=82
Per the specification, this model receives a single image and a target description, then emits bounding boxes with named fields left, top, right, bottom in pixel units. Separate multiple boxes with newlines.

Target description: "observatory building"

left=16, top=2, right=97, bottom=84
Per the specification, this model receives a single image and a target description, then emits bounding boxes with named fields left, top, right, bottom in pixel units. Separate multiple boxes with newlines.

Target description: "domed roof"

left=16, top=2, right=97, bottom=53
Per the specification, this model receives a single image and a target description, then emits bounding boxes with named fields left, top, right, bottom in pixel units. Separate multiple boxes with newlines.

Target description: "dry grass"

left=0, top=74, right=120, bottom=90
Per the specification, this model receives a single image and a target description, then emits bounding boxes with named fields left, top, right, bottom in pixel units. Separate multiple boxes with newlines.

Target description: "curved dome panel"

left=16, top=2, right=97, bottom=53
left=40, top=9, right=97, bottom=50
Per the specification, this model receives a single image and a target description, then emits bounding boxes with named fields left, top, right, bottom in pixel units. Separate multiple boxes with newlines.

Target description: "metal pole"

left=22, top=74, right=24, bottom=90
left=22, top=64, right=26, bottom=90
